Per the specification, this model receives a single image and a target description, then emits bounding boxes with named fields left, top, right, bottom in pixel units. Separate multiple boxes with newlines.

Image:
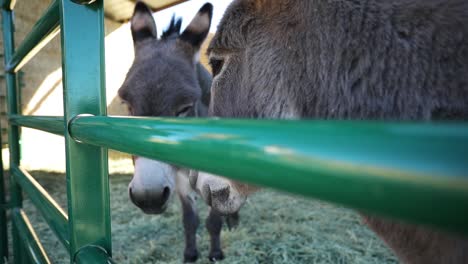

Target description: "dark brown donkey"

left=190, top=0, right=468, bottom=263
left=118, top=2, right=237, bottom=262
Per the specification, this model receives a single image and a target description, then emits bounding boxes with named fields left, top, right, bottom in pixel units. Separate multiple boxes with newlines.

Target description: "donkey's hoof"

left=208, top=250, right=225, bottom=262
left=184, top=249, right=199, bottom=263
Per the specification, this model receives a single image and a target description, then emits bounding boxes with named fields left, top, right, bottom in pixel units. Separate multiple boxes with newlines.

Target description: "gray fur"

left=119, top=2, right=236, bottom=262
left=206, top=0, right=468, bottom=263
left=119, top=38, right=207, bottom=117
left=196, top=63, right=213, bottom=107
left=209, top=0, right=468, bottom=121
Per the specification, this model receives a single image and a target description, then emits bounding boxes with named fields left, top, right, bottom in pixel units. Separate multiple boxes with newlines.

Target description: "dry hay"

left=16, top=171, right=398, bottom=263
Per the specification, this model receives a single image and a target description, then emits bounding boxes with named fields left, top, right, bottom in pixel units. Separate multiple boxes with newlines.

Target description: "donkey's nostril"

left=161, top=186, right=170, bottom=204
left=129, top=187, right=143, bottom=207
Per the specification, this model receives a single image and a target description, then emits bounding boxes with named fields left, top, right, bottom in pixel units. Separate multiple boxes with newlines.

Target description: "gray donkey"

left=189, top=0, right=468, bottom=263
left=118, top=2, right=237, bottom=262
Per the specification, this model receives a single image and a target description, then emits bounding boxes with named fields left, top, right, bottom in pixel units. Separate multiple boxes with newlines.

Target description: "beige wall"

left=1, top=0, right=132, bottom=172
left=1, top=1, right=212, bottom=173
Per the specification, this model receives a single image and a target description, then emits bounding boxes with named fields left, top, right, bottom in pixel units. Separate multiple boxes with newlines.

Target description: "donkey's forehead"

left=209, top=0, right=286, bottom=54
left=209, top=0, right=258, bottom=53
left=137, top=38, right=185, bottom=58
left=135, top=41, right=194, bottom=70
left=133, top=54, right=195, bottom=86
left=121, top=50, right=198, bottom=94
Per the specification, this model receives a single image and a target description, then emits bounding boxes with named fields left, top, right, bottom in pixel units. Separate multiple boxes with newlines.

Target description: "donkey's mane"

left=161, top=15, right=182, bottom=39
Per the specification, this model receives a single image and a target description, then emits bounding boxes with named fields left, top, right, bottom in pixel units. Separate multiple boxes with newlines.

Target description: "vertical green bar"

left=0, top=123, right=7, bottom=263
left=58, top=0, right=111, bottom=261
left=0, top=111, right=7, bottom=263
left=1, top=3, right=23, bottom=263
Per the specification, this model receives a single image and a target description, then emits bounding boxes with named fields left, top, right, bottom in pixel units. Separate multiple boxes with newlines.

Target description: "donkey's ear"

left=131, top=1, right=157, bottom=44
left=180, top=3, right=213, bottom=48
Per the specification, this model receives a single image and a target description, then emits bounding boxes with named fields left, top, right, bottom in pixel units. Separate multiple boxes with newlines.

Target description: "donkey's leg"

left=176, top=169, right=200, bottom=262
left=179, top=194, right=199, bottom=262
left=206, top=209, right=225, bottom=261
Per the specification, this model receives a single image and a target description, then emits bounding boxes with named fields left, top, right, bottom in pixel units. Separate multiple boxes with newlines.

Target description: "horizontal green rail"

left=9, top=115, right=64, bottom=135
left=69, top=116, right=468, bottom=234
left=5, top=0, right=59, bottom=73
left=12, top=209, right=51, bottom=264
left=12, top=166, right=69, bottom=250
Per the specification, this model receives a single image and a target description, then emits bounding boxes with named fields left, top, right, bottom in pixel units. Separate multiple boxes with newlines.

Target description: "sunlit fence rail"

left=1, top=0, right=468, bottom=263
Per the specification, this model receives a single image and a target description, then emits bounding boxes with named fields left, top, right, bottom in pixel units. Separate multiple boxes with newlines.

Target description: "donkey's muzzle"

left=129, top=157, right=176, bottom=214
left=129, top=185, right=171, bottom=214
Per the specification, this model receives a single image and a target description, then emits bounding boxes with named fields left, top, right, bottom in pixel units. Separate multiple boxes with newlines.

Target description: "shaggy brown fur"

left=197, top=0, right=468, bottom=263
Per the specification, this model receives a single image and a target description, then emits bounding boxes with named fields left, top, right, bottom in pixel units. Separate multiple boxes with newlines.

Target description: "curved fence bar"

left=70, top=116, right=468, bottom=234
left=9, top=115, right=65, bottom=136
left=74, top=245, right=115, bottom=264
left=12, top=209, right=52, bottom=264
left=5, top=0, right=60, bottom=73
left=12, top=166, right=70, bottom=250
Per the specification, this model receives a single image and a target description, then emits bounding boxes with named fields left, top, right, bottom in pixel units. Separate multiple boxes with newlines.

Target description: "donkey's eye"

left=176, top=104, right=193, bottom=117
left=209, top=57, right=224, bottom=78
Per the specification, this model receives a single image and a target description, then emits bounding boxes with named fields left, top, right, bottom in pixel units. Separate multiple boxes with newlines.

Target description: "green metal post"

left=0, top=110, right=7, bottom=264
left=58, top=0, right=111, bottom=261
left=0, top=106, right=7, bottom=263
left=1, top=3, right=23, bottom=263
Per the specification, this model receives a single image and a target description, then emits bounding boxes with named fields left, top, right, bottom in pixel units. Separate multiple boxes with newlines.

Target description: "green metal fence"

left=1, top=0, right=468, bottom=263
left=1, top=0, right=111, bottom=262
